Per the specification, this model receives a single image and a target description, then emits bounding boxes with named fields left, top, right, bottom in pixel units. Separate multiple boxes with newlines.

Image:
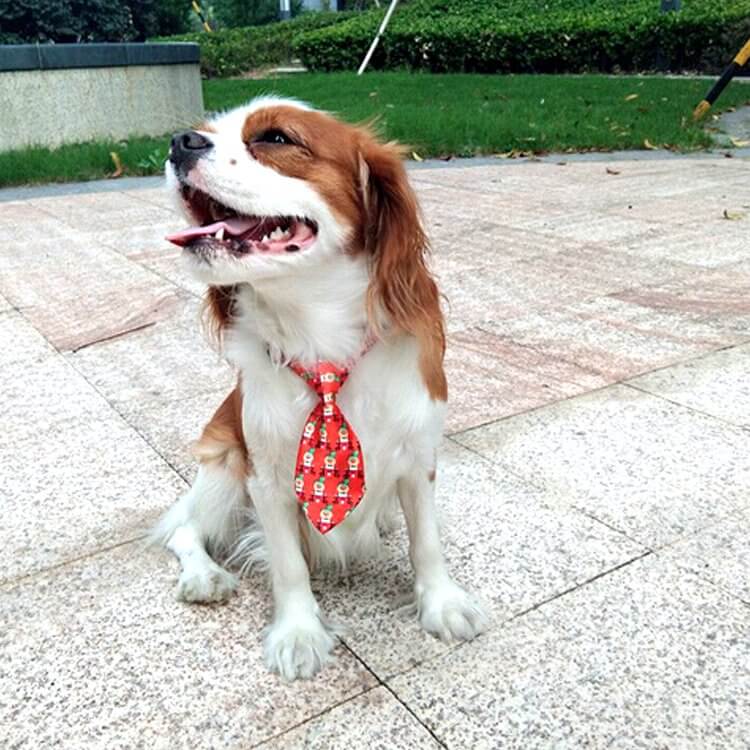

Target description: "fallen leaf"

left=109, top=151, right=123, bottom=178
left=625, top=93, right=639, bottom=101
left=411, top=151, right=423, bottom=162
left=606, top=167, right=621, bottom=175
left=643, top=139, right=658, bottom=150
left=730, top=137, right=750, bottom=148
left=723, top=209, right=745, bottom=220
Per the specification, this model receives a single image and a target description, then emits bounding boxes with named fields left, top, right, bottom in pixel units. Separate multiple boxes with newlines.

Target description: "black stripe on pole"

left=704, top=61, right=741, bottom=106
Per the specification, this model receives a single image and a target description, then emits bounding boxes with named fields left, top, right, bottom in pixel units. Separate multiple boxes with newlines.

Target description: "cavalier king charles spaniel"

left=153, top=97, right=488, bottom=680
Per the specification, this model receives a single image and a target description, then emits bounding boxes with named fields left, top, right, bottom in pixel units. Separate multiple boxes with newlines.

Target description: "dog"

left=153, top=96, right=488, bottom=680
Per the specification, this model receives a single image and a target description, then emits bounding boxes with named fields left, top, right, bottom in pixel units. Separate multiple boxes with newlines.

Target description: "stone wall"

left=0, top=44, right=203, bottom=152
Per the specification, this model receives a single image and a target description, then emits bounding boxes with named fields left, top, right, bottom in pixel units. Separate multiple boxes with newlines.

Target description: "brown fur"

left=193, top=384, right=250, bottom=479
left=202, top=284, right=239, bottom=349
left=359, top=138, right=447, bottom=401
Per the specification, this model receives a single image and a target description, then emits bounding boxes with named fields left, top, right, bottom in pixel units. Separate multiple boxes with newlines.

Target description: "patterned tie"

left=289, top=360, right=366, bottom=534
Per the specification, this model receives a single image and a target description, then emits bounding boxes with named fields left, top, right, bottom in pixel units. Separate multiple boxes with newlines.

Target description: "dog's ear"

left=359, top=137, right=447, bottom=401
left=202, top=284, right=238, bottom=349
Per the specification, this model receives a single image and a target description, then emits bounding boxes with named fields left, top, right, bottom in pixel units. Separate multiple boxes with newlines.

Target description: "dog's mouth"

left=166, top=186, right=318, bottom=256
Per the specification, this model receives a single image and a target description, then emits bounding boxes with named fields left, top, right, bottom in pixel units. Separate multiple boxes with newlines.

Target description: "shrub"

left=154, top=11, right=355, bottom=77
left=292, top=0, right=750, bottom=74
left=0, top=0, right=189, bottom=43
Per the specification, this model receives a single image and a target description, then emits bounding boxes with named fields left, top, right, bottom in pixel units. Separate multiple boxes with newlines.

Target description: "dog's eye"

left=255, top=129, right=293, bottom=145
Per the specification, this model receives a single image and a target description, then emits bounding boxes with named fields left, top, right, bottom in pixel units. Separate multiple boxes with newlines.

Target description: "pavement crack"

left=70, top=321, right=157, bottom=353
left=510, top=550, right=654, bottom=621
left=246, top=685, right=380, bottom=749
left=0, top=535, right=145, bottom=588
left=624, top=381, right=750, bottom=432
left=339, top=641, right=449, bottom=749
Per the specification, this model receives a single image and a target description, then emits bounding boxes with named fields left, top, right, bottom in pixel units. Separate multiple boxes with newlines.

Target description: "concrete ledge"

left=0, top=43, right=199, bottom=72
left=0, top=44, right=203, bottom=152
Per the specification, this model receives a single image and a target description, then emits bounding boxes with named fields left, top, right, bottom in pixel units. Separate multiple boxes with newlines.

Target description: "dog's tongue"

left=165, top=217, right=259, bottom=247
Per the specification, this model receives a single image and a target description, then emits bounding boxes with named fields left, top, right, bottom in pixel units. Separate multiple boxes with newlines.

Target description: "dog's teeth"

left=261, top=234, right=271, bottom=243
left=215, top=227, right=225, bottom=241
left=269, top=227, right=286, bottom=241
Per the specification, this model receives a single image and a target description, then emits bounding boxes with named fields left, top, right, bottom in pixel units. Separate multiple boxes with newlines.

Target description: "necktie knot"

left=290, top=361, right=348, bottom=401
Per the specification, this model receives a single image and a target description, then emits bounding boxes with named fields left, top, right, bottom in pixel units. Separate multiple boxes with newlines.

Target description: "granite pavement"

left=1, top=153, right=749, bottom=749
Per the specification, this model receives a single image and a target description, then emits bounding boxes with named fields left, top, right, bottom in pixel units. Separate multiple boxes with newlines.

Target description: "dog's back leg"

left=151, top=386, right=250, bottom=603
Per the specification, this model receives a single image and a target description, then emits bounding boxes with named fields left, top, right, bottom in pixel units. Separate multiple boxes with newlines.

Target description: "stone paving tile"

left=436, top=245, right=702, bottom=332
left=660, top=513, right=750, bottom=604
left=477, top=294, right=745, bottom=387
left=66, top=295, right=235, bottom=407
left=2, top=352, right=115, bottom=443
left=316, top=440, right=644, bottom=679
left=0, top=310, right=56, bottom=366
left=117, top=390, right=234, bottom=483
left=121, top=183, right=176, bottom=210
left=0, top=408, right=185, bottom=583
left=619, top=219, right=750, bottom=267
left=607, top=191, right=748, bottom=228
left=0, top=237, right=168, bottom=309
left=419, top=183, right=582, bottom=229
left=388, top=554, right=750, bottom=749
left=28, top=192, right=174, bottom=230
left=628, top=343, right=750, bottom=428
left=444, top=326, right=588, bottom=433
left=427, top=216, right=565, bottom=268
left=612, top=262, right=750, bottom=335
left=0, top=200, right=88, bottom=241
left=454, top=385, right=750, bottom=548
left=87, top=221, right=178, bottom=259
left=134, top=247, right=206, bottom=298
left=23, top=282, right=183, bottom=353
left=259, top=687, right=440, bottom=749
left=0, top=543, right=375, bottom=750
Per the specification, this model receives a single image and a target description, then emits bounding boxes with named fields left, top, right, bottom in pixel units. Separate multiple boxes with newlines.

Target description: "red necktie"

left=289, top=361, right=366, bottom=534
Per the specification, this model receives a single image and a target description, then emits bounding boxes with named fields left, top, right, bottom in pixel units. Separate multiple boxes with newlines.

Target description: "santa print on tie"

left=290, top=360, right=366, bottom=534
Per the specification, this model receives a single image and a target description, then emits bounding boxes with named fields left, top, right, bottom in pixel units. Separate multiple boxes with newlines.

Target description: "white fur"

left=155, top=97, right=488, bottom=680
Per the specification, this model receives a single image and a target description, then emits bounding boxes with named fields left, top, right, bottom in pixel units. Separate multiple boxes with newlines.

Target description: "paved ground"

left=1, top=154, right=749, bottom=749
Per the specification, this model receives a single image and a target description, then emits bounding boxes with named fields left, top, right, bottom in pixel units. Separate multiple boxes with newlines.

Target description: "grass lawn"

left=2, top=73, right=748, bottom=188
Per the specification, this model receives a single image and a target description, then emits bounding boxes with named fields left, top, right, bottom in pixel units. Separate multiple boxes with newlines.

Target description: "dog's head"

left=165, top=96, right=445, bottom=396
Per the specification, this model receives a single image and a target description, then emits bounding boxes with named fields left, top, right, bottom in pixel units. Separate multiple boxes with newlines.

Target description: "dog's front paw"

left=264, top=612, right=338, bottom=681
left=415, top=579, right=489, bottom=642
left=176, top=562, right=238, bottom=604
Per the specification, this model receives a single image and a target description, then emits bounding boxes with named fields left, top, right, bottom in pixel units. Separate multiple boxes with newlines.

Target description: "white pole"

left=280, top=0, right=291, bottom=20
left=357, top=0, right=400, bottom=75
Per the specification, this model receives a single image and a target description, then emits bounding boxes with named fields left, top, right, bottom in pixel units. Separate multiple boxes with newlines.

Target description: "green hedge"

left=292, top=0, right=750, bottom=74
left=153, top=11, right=354, bottom=77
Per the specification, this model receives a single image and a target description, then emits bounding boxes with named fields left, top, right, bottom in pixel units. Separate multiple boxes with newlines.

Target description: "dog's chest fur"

left=224, top=281, right=444, bottom=560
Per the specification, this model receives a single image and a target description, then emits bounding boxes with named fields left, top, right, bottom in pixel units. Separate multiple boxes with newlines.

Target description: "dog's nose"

left=169, top=130, right=213, bottom=167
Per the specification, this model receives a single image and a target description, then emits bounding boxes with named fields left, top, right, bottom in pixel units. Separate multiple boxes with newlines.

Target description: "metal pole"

left=694, top=38, right=750, bottom=119
left=357, top=0, right=400, bottom=75
left=660, top=0, right=681, bottom=10
left=279, top=0, right=291, bottom=20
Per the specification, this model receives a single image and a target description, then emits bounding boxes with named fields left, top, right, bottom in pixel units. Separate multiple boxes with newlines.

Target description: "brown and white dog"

left=153, top=96, right=488, bottom=680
